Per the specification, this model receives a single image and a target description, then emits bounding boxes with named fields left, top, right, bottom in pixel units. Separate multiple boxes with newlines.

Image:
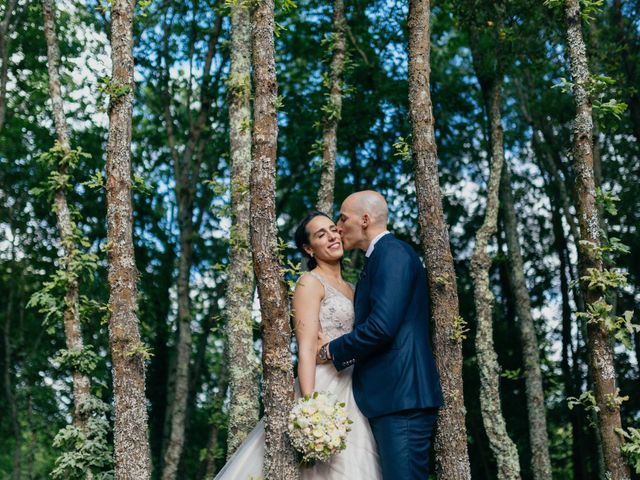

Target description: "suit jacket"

left=329, top=234, right=444, bottom=418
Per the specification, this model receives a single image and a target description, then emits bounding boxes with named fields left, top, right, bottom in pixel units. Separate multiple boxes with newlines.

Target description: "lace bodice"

left=308, top=271, right=355, bottom=341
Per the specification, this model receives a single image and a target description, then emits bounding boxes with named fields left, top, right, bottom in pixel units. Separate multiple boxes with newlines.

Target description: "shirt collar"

left=365, top=231, right=390, bottom=258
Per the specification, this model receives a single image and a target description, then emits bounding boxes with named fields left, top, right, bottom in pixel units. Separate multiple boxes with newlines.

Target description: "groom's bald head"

left=343, top=190, right=389, bottom=226
left=337, top=191, right=389, bottom=251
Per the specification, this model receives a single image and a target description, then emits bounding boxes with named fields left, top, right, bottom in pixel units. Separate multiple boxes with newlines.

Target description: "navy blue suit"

left=329, top=234, right=443, bottom=478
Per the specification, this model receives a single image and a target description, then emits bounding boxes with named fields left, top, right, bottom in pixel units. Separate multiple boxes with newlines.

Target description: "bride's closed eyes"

left=315, top=227, right=338, bottom=239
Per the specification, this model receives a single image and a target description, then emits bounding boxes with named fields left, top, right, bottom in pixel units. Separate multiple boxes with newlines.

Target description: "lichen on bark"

left=105, top=1, right=152, bottom=478
left=42, top=5, right=95, bottom=474
left=315, top=0, right=346, bottom=217
left=250, top=0, right=298, bottom=477
left=561, top=0, right=631, bottom=477
left=225, top=0, right=260, bottom=458
left=500, top=163, right=552, bottom=480
left=470, top=72, right=521, bottom=480
left=407, top=0, right=471, bottom=478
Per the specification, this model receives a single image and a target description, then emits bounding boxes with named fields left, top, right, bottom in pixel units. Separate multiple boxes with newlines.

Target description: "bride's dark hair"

left=294, top=211, right=332, bottom=270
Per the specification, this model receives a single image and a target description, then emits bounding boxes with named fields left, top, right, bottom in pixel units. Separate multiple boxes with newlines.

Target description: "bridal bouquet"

left=287, top=391, right=352, bottom=464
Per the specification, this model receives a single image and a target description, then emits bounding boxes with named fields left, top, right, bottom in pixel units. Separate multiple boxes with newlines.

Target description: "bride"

left=214, top=211, right=382, bottom=479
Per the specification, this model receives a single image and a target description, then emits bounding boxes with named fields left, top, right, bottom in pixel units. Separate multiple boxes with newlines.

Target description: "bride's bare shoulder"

left=294, top=272, right=324, bottom=299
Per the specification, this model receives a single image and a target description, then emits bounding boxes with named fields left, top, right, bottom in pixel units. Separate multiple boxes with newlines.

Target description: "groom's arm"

left=328, top=243, right=415, bottom=371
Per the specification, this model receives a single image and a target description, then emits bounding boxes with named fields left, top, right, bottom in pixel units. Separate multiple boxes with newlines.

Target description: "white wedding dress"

left=214, top=271, right=382, bottom=480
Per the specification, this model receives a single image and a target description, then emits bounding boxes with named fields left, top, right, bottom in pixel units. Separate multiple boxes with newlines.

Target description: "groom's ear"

left=361, top=213, right=370, bottom=229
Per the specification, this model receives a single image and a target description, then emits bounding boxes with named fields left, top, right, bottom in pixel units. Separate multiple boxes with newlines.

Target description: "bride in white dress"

left=214, top=212, right=381, bottom=480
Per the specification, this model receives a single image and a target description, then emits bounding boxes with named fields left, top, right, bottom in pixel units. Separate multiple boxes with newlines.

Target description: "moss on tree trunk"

left=105, top=1, right=152, bottom=477
left=225, top=0, right=260, bottom=457
left=250, top=0, right=298, bottom=476
left=407, top=0, right=471, bottom=478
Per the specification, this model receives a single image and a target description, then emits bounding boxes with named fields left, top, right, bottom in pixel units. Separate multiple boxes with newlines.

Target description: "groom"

left=317, top=190, right=444, bottom=479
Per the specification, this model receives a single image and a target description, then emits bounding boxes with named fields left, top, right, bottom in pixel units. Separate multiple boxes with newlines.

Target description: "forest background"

left=0, top=0, right=639, bottom=478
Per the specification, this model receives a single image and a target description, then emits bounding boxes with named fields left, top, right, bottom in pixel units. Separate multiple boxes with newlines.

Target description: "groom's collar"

left=365, top=231, right=391, bottom=258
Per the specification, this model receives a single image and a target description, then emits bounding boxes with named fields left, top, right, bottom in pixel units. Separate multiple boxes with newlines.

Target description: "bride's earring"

left=310, top=252, right=314, bottom=258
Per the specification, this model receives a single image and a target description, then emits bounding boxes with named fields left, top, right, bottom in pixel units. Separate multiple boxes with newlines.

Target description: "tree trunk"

left=201, top=424, right=221, bottom=480
left=42, top=0, right=93, bottom=434
left=470, top=77, right=521, bottom=480
left=225, top=0, right=260, bottom=458
left=513, top=76, right=581, bottom=247
left=198, top=354, right=228, bottom=480
left=315, top=0, right=346, bottom=216
left=161, top=201, right=194, bottom=480
left=160, top=14, right=223, bottom=480
left=514, top=75, right=586, bottom=314
left=407, top=0, right=470, bottom=478
left=4, top=282, right=21, bottom=480
left=105, top=1, right=151, bottom=478
left=250, top=0, right=298, bottom=476
left=500, top=163, right=552, bottom=480
left=147, top=255, right=173, bottom=465
left=552, top=202, right=590, bottom=480
left=0, top=0, right=17, bottom=132
left=562, top=0, right=630, bottom=477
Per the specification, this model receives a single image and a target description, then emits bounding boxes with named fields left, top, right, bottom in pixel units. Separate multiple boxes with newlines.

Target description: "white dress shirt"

left=365, top=231, right=390, bottom=258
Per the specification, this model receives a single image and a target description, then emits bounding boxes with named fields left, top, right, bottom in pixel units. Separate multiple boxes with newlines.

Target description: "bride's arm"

left=292, top=274, right=323, bottom=397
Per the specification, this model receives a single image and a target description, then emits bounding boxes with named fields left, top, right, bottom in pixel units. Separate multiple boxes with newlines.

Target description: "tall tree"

left=470, top=75, right=521, bottom=480
left=0, top=0, right=18, bottom=131
left=42, top=0, right=93, bottom=433
left=3, top=239, right=21, bottom=480
left=559, top=0, right=630, bottom=477
left=407, top=0, right=471, bottom=478
left=499, top=163, right=552, bottom=480
left=160, top=10, right=224, bottom=480
left=250, top=0, right=298, bottom=475
left=551, top=200, right=591, bottom=480
left=315, top=0, right=346, bottom=216
left=105, top=0, right=151, bottom=477
left=224, top=0, right=260, bottom=457
left=468, top=7, right=521, bottom=476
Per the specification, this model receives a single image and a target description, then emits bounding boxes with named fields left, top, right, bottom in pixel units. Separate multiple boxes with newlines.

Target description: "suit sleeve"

left=330, top=243, right=415, bottom=371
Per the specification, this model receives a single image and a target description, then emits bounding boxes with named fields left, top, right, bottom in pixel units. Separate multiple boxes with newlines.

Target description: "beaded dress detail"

left=308, top=271, right=354, bottom=340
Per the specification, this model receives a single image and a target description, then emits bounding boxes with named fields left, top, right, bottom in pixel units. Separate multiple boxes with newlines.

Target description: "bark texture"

left=0, top=0, right=18, bottom=131
left=251, top=0, right=298, bottom=476
left=500, top=163, right=552, bottom=480
left=42, top=0, right=93, bottom=433
left=105, top=1, right=152, bottom=478
left=315, top=0, right=346, bottom=216
left=225, top=0, right=260, bottom=457
left=562, top=0, right=630, bottom=477
left=470, top=78, right=521, bottom=480
left=160, top=14, right=223, bottom=480
left=407, top=0, right=470, bottom=478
